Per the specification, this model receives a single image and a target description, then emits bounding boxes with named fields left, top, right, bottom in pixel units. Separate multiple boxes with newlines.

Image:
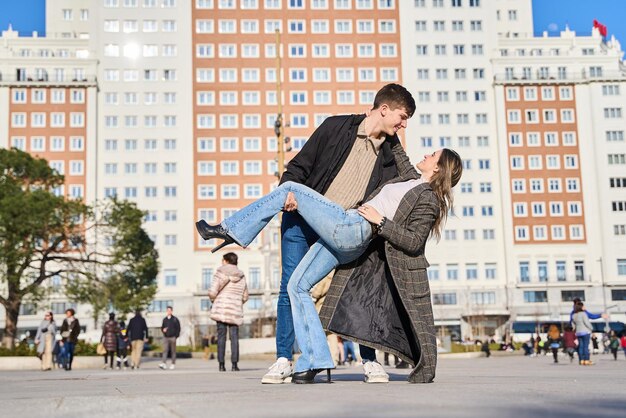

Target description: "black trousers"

left=217, top=322, right=239, bottom=364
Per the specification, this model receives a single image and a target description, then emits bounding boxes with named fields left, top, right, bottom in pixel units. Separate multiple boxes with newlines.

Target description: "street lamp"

left=597, top=257, right=610, bottom=333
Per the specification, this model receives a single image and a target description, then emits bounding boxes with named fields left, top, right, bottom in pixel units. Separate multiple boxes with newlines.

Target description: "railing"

left=0, top=75, right=98, bottom=85
left=494, top=70, right=626, bottom=84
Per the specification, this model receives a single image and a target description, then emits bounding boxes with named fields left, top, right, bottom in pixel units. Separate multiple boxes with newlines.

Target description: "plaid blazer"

left=319, top=158, right=439, bottom=383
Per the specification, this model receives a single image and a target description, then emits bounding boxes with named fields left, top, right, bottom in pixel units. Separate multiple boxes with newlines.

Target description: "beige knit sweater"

left=208, top=264, right=249, bottom=326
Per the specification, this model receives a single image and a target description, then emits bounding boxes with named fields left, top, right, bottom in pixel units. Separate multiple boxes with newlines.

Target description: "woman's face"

left=416, top=150, right=443, bottom=177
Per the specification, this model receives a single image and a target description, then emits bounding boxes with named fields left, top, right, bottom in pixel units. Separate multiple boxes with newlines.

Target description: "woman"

left=197, top=148, right=462, bottom=383
left=101, top=312, right=119, bottom=370
left=547, top=324, right=562, bottom=363
left=34, top=311, right=56, bottom=371
left=571, top=302, right=593, bottom=365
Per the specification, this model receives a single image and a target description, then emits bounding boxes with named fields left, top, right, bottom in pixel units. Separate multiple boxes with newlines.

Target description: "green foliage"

left=0, top=341, right=36, bottom=357
left=73, top=340, right=98, bottom=356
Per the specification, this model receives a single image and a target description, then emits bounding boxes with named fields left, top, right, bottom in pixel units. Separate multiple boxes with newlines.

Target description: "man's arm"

left=279, top=117, right=334, bottom=185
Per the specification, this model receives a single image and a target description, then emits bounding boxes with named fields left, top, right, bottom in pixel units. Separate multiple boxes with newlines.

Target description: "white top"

left=365, top=178, right=425, bottom=220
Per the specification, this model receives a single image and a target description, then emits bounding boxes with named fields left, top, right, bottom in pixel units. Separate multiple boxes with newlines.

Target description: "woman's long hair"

left=429, top=148, right=463, bottom=241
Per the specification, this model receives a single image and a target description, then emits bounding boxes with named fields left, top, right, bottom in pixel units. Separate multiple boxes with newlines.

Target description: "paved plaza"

left=1, top=354, right=625, bottom=418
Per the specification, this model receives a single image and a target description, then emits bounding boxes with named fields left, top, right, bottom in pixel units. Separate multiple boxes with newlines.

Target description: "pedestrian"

left=208, top=252, right=249, bottom=372
left=202, top=335, right=210, bottom=361
left=562, top=325, right=577, bottom=363
left=59, top=308, right=80, bottom=371
left=343, top=339, right=357, bottom=364
left=481, top=340, right=491, bottom=358
left=203, top=84, right=414, bottom=384
left=591, top=335, right=599, bottom=355
left=569, top=297, right=607, bottom=324
left=609, top=333, right=619, bottom=360
left=101, top=312, right=119, bottom=370
left=34, top=311, right=56, bottom=371
left=571, top=301, right=593, bottom=365
left=620, top=333, right=626, bottom=359
left=159, top=306, right=180, bottom=370
left=547, top=325, right=562, bottom=363
left=116, top=321, right=130, bottom=370
left=337, top=336, right=345, bottom=365
left=127, top=309, right=148, bottom=369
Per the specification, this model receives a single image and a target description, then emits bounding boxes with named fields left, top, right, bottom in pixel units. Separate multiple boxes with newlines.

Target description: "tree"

left=0, top=149, right=159, bottom=348
left=65, top=198, right=159, bottom=324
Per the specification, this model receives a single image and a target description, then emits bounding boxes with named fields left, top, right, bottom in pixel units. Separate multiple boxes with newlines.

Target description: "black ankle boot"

left=195, top=220, right=236, bottom=253
left=292, top=368, right=332, bottom=384
left=219, top=362, right=226, bottom=372
left=232, top=363, right=240, bottom=371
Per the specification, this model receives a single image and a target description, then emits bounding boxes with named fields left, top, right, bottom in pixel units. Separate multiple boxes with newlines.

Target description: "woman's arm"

left=377, top=190, right=439, bottom=255
left=388, top=136, right=418, bottom=180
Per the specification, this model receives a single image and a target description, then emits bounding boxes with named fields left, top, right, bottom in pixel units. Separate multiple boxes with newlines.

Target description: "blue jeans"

left=61, top=341, right=75, bottom=369
left=577, top=334, right=590, bottom=361
left=221, top=181, right=373, bottom=370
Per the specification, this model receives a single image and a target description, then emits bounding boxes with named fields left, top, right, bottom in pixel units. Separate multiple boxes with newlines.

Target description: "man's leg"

left=230, top=325, right=239, bottom=365
left=262, top=212, right=317, bottom=384
left=170, top=337, right=177, bottom=366
left=159, top=338, right=169, bottom=369
left=131, top=340, right=142, bottom=368
left=360, top=345, right=389, bottom=383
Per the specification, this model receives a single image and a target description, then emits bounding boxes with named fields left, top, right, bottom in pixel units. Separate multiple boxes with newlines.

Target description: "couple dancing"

left=196, top=84, right=462, bottom=384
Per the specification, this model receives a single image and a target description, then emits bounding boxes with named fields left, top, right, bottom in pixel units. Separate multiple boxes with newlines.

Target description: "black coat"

left=279, top=114, right=402, bottom=203
left=161, top=316, right=180, bottom=338
left=60, top=318, right=80, bottom=344
left=127, top=315, right=148, bottom=341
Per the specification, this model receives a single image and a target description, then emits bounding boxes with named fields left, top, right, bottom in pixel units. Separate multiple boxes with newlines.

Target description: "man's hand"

left=358, top=204, right=383, bottom=225
left=284, top=192, right=298, bottom=212
left=602, top=313, right=609, bottom=319
left=162, top=327, right=167, bottom=333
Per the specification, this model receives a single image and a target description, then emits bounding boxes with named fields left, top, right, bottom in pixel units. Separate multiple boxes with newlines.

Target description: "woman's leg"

left=287, top=241, right=338, bottom=372
left=217, top=322, right=226, bottom=365
left=222, top=182, right=366, bottom=254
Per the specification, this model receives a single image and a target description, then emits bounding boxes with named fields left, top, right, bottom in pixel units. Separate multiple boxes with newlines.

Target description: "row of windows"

left=416, top=43, right=484, bottom=56
left=104, top=44, right=179, bottom=58
left=197, top=137, right=305, bottom=152
left=510, top=155, right=579, bottom=170
left=507, top=108, right=575, bottom=124
left=196, top=43, right=398, bottom=59
left=196, top=0, right=396, bottom=11
left=610, top=178, right=626, bottom=188
left=505, top=86, right=573, bottom=101
left=199, top=266, right=275, bottom=291
left=519, top=260, right=585, bottom=283
left=520, top=291, right=595, bottom=304
left=418, top=113, right=489, bottom=125
left=414, top=19, right=482, bottom=32
left=104, top=19, right=177, bottom=33
left=511, top=178, right=580, bottom=194
left=106, top=0, right=176, bottom=8
left=613, top=201, right=626, bottom=212
left=104, top=138, right=177, bottom=151
left=442, top=229, right=496, bottom=241
left=513, top=201, right=582, bottom=218
left=509, top=132, right=577, bottom=147
left=11, top=136, right=85, bottom=152
left=197, top=184, right=266, bottom=199
left=197, top=161, right=278, bottom=176
left=414, top=0, right=481, bottom=8
left=195, top=18, right=397, bottom=34
left=196, top=90, right=377, bottom=107
left=420, top=136, right=489, bottom=148
left=10, top=113, right=85, bottom=128
left=49, top=160, right=85, bottom=176
left=104, top=115, right=178, bottom=128
left=47, top=184, right=85, bottom=199
left=428, top=262, right=496, bottom=282
left=11, top=89, right=85, bottom=104
left=105, top=69, right=177, bottom=82
left=103, top=186, right=178, bottom=199
left=515, top=225, right=584, bottom=241
left=502, top=66, right=604, bottom=81
left=459, top=182, right=492, bottom=193
left=196, top=67, right=398, bottom=83
left=417, top=90, right=488, bottom=103
left=416, top=68, right=485, bottom=80
left=104, top=92, right=176, bottom=105
left=60, top=8, right=89, bottom=21
left=104, top=162, right=179, bottom=175
left=433, top=291, right=494, bottom=306
left=457, top=206, right=495, bottom=217
left=144, top=210, right=179, bottom=222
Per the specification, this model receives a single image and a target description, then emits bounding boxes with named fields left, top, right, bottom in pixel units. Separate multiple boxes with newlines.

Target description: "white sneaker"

left=159, top=363, right=167, bottom=370
left=169, top=364, right=175, bottom=370
left=261, top=357, right=293, bottom=384
left=363, top=361, right=389, bottom=383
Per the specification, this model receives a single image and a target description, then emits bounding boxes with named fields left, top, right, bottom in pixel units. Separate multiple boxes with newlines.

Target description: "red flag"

left=593, top=19, right=608, bottom=37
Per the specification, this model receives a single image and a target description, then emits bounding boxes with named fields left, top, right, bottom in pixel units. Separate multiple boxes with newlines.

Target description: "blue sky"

left=0, top=0, right=625, bottom=46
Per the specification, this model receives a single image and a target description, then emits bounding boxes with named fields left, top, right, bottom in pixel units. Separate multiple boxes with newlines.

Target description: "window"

left=524, top=291, right=547, bottom=303
left=446, top=264, right=458, bottom=280
left=612, top=289, right=626, bottom=300
left=471, top=292, right=495, bottom=305
left=433, top=293, right=457, bottom=305
left=519, top=262, right=529, bottom=282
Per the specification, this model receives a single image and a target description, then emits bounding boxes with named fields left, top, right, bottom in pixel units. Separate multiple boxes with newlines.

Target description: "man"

left=59, top=308, right=80, bottom=371
left=261, top=83, right=416, bottom=384
left=159, top=306, right=180, bottom=370
left=208, top=252, right=249, bottom=372
left=127, top=309, right=148, bottom=369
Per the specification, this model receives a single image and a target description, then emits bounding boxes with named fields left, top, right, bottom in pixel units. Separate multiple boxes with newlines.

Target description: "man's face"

left=65, top=310, right=72, bottom=318
left=167, top=308, right=173, bottom=316
left=382, top=105, right=409, bottom=135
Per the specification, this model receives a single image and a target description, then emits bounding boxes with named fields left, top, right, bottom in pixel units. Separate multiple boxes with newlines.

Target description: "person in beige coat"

left=208, top=252, right=249, bottom=372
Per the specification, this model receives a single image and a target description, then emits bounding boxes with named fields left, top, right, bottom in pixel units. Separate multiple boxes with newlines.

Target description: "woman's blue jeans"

left=577, top=334, right=591, bottom=361
left=221, top=181, right=372, bottom=371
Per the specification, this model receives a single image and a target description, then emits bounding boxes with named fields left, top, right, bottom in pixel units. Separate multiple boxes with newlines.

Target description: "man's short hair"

left=166, top=306, right=173, bottom=311
left=223, top=252, right=238, bottom=265
left=372, top=84, right=416, bottom=117
left=65, top=308, right=75, bottom=316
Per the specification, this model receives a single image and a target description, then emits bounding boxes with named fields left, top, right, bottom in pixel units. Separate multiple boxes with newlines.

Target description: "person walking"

left=562, top=325, right=577, bottom=363
left=620, top=333, right=626, bottom=359
left=159, top=306, right=180, bottom=370
left=127, top=310, right=148, bottom=369
left=547, top=325, right=562, bottom=363
left=101, top=313, right=119, bottom=370
left=116, top=321, right=130, bottom=370
left=481, top=340, right=491, bottom=358
left=34, top=311, right=56, bottom=371
left=208, top=252, right=249, bottom=372
left=571, top=302, right=593, bottom=365
left=59, top=308, right=80, bottom=371
left=609, top=332, right=620, bottom=360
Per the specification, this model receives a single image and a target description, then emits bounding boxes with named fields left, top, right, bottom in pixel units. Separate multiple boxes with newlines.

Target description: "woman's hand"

left=358, top=205, right=383, bottom=225
left=284, top=192, right=298, bottom=211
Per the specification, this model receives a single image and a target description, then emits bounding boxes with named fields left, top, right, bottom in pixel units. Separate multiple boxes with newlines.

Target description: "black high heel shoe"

left=195, top=220, right=236, bottom=253
left=291, top=368, right=332, bottom=384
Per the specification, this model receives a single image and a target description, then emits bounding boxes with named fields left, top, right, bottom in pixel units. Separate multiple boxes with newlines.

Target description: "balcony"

left=494, top=69, right=626, bottom=84
left=0, top=74, right=97, bottom=87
